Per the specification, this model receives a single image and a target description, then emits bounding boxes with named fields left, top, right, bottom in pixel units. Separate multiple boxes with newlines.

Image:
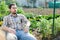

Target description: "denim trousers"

left=16, top=30, right=36, bottom=40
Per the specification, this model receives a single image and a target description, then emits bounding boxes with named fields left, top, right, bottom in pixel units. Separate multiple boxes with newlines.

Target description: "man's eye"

left=12, top=7, right=17, bottom=9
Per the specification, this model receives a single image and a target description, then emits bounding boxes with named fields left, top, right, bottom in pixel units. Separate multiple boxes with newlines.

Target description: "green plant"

left=0, top=1, right=9, bottom=16
left=39, top=19, right=52, bottom=37
left=17, top=7, right=25, bottom=14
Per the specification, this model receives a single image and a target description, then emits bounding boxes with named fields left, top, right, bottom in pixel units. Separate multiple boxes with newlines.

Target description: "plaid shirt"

left=2, top=13, right=30, bottom=30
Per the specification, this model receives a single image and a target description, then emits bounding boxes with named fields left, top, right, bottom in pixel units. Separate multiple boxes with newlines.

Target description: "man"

left=2, top=4, right=37, bottom=40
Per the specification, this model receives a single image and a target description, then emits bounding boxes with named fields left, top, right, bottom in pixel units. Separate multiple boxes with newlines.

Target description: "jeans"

left=16, top=30, right=36, bottom=40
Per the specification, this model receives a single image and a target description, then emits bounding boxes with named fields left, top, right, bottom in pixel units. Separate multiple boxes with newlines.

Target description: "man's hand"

left=2, top=27, right=16, bottom=34
left=24, top=28, right=28, bottom=33
left=8, top=28, right=16, bottom=34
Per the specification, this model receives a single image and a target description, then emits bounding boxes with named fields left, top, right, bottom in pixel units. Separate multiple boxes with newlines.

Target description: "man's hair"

left=8, top=4, right=16, bottom=9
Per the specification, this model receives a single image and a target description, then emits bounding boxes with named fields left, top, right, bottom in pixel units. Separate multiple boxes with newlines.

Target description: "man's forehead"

left=11, top=5, right=17, bottom=8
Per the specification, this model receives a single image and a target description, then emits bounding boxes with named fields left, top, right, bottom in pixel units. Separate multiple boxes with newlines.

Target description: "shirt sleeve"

left=2, top=16, right=8, bottom=27
left=20, top=14, right=31, bottom=30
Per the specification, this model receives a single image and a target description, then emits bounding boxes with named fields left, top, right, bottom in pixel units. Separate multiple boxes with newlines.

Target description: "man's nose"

left=14, top=9, right=17, bottom=11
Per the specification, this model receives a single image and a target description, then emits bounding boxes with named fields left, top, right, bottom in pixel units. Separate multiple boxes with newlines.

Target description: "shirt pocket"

left=8, top=19, right=14, bottom=25
left=17, top=18, right=21, bottom=24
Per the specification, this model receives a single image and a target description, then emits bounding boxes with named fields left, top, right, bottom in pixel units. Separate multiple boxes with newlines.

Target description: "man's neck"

left=11, top=13, right=17, bottom=17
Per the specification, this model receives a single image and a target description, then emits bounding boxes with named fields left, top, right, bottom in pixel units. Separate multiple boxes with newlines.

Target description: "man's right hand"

left=2, top=27, right=16, bottom=34
left=8, top=28, right=16, bottom=34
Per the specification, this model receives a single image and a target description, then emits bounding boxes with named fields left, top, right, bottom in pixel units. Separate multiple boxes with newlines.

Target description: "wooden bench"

left=0, top=27, right=5, bottom=40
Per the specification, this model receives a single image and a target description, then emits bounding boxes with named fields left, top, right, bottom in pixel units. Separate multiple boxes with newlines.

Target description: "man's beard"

left=13, top=13, right=16, bottom=14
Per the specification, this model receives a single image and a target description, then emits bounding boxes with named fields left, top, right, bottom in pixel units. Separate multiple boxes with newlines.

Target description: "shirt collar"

left=9, top=13, right=18, bottom=17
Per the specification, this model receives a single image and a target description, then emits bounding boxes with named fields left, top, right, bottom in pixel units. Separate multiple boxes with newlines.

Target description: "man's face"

left=10, top=5, right=17, bottom=14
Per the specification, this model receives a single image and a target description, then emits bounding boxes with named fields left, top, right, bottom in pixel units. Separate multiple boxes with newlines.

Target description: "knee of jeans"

left=7, top=33, right=17, bottom=40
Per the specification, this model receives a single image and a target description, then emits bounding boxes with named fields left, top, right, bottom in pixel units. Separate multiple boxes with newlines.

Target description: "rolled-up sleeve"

left=20, top=14, right=30, bottom=30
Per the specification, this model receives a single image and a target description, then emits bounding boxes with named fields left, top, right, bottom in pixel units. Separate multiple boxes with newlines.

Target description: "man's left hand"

left=24, top=28, right=28, bottom=33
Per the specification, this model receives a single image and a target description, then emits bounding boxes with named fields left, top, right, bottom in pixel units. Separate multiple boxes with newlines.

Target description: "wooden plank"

left=0, top=28, right=5, bottom=40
